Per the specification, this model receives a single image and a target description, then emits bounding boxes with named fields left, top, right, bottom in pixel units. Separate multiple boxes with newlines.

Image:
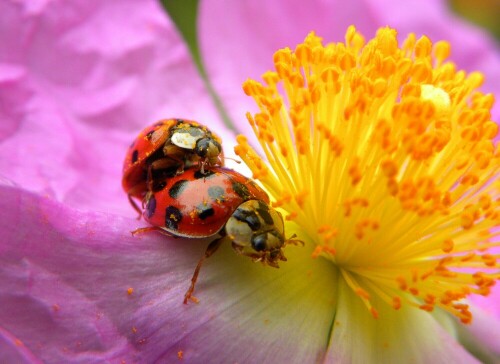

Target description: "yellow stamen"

left=236, top=26, right=499, bottom=324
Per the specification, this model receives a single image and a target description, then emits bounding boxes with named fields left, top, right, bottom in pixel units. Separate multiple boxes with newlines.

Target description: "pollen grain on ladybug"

left=234, top=26, right=499, bottom=323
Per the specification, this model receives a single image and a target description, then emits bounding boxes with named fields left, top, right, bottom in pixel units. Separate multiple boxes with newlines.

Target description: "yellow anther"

left=415, top=36, right=432, bottom=58
left=442, top=239, right=454, bottom=253
left=235, top=26, right=499, bottom=324
left=381, top=159, right=398, bottom=178
left=433, top=41, right=451, bottom=64
left=392, top=297, right=402, bottom=310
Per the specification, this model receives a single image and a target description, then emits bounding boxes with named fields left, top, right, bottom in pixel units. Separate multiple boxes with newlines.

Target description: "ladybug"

left=132, top=167, right=300, bottom=303
left=122, top=119, right=224, bottom=213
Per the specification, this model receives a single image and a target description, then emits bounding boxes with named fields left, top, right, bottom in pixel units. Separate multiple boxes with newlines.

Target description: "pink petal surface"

left=199, top=0, right=500, bottom=142
left=0, top=0, right=232, bottom=216
left=1, top=0, right=499, bottom=362
left=0, top=184, right=337, bottom=362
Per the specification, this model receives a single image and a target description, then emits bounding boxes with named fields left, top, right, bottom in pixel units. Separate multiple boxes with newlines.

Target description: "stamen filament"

left=236, top=26, right=499, bottom=323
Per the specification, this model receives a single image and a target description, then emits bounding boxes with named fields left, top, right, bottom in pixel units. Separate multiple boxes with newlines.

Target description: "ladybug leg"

left=127, top=194, right=143, bottom=219
left=198, top=159, right=206, bottom=174
left=175, top=158, right=186, bottom=175
left=183, top=236, right=225, bottom=304
left=147, top=156, right=185, bottom=182
left=162, top=144, right=186, bottom=175
left=131, top=226, right=173, bottom=237
left=146, top=162, right=154, bottom=198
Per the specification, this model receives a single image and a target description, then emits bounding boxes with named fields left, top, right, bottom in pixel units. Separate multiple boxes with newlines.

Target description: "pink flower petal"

left=457, top=303, right=500, bottom=361
left=0, top=184, right=338, bottom=362
left=0, top=327, right=42, bottom=364
left=469, top=281, right=500, bottom=320
left=2, top=0, right=499, bottom=362
left=0, top=0, right=231, bottom=216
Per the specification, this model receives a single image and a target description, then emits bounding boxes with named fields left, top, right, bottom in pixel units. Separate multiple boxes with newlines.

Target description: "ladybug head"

left=225, top=199, right=287, bottom=267
left=195, top=137, right=222, bottom=162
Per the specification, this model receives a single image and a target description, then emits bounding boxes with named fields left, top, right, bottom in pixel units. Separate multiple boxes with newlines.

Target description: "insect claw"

left=183, top=292, right=200, bottom=305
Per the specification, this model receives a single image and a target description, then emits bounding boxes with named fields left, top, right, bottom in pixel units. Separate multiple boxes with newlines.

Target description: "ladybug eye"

left=196, top=138, right=221, bottom=158
left=251, top=233, right=268, bottom=251
left=195, top=138, right=210, bottom=157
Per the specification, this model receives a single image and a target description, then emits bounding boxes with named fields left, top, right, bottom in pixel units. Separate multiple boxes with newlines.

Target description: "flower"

left=236, top=23, right=499, bottom=325
left=1, top=0, right=499, bottom=363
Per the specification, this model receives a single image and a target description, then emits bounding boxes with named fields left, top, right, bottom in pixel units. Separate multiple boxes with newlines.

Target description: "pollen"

left=235, top=26, right=499, bottom=324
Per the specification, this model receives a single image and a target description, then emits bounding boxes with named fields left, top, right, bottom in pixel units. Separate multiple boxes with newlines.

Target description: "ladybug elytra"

left=122, top=119, right=224, bottom=214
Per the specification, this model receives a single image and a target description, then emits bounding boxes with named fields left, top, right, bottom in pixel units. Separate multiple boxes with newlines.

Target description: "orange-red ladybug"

left=132, top=167, right=299, bottom=303
left=123, top=119, right=224, bottom=213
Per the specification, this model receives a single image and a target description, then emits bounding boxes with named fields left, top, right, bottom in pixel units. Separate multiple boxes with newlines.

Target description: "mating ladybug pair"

left=122, top=119, right=299, bottom=303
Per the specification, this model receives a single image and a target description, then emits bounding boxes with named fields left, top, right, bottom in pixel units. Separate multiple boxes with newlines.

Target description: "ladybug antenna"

left=285, top=233, right=305, bottom=247
left=224, top=156, right=241, bottom=164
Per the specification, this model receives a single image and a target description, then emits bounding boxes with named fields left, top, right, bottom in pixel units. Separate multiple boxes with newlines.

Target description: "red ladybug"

left=132, top=167, right=299, bottom=303
left=122, top=119, right=224, bottom=213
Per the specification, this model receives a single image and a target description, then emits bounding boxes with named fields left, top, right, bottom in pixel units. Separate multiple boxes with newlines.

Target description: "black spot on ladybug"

left=175, top=119, right=184, bottom=124
left=208, top=186, right=225, bottom=201
left=232, top=208, right=261, bottom=231
left=152, top=179, right=167, bottom=193
left=165, top=206, right=182, bottom=230
left=169, top=180, right=188, bottom=199
left=232, top=181, right=251, bottom=200
left=256, top=201, right=274, bottom=225
left=150, top=165, right=177, bottom=188
left=187, top=127, right=204, bottom=138
left=131, top=149, right=139, bottom=163
left=197, top=205, right=215, bottom=220
left=194, top=169, right=216, bottom=179
left=145, top=130, right=155, bottom=140
left=247, top=179, right=261, bottom=192
left=251, top=233, right=268, bottom=251
left=145, top=195, right=156, bottom=218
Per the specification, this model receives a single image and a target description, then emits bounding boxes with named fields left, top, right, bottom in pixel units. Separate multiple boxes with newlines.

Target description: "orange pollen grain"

left=442, top=239, right=454, bottom=253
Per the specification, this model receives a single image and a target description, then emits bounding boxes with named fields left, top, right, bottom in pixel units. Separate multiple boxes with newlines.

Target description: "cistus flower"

left=1, top=0, right=500, bottom=362
left=236, top=26, right=500, bottom=360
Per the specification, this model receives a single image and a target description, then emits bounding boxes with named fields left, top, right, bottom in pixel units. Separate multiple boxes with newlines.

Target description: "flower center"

left=235, top=26, right=499, bottom=323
